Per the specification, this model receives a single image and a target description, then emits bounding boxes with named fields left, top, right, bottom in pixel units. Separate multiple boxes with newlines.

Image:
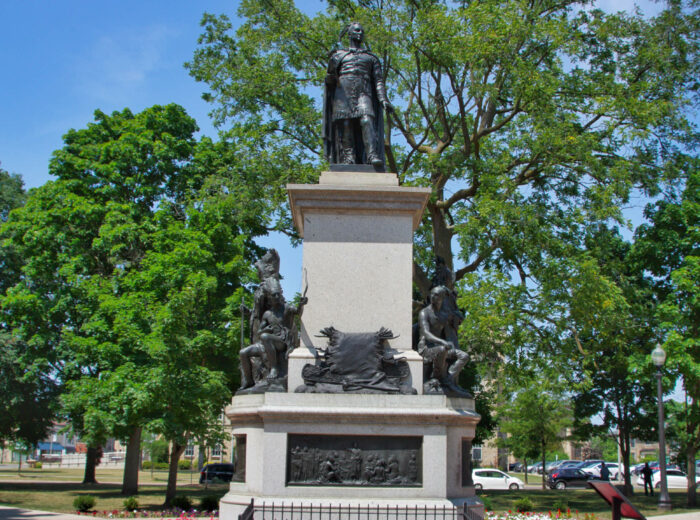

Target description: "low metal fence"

left=239, top=499, right=483, bottom=520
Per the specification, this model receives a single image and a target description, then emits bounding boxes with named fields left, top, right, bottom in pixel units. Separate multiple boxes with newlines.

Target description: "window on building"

left=472, top=444, right=482, bottom=461
left=185, top=443, right=194, bottom=457
left=630, top=439, right=636, bottom=448
left=212, top=444, right=222, bottom=457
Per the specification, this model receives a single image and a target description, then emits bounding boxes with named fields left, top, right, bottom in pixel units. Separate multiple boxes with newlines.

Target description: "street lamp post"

left=651, top=344, right=672, bottom=510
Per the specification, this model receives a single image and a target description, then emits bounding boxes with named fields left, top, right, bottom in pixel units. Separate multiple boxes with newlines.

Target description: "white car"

left=636, top=468, right=700, bottom=489
left=583, top=462, right=623, bottom=480
left=472, top=468, right=525, bottom=490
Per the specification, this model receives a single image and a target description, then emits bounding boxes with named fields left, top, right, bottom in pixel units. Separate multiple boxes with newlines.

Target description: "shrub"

left=514, top=497, right=534, bottom=512
left=123, top=497, right=139, bottom=511
left=171, top=495, right=192, bottom=511
left=150, top=439, right=170, bottom=463
left=142, top=461, right=168, bottom=470
left=73, top=495, right=96, bottom=512
left=480, top=496, right=493, bottom=512
left=178, top=459, right=192, bottom=470
left=34, top=462, right=42, bottom=469
left=552, top=499, right=568, bottom=512
left=199, top=495, right=220, bottom=512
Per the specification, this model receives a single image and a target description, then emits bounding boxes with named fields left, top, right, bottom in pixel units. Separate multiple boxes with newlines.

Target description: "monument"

left=221, top=23, right=482, bottom=519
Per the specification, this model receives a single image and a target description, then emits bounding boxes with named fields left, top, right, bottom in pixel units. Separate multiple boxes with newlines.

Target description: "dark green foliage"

left=178, top=459, right=192, bottom=470
left=123, top=497, right=139, bottom=511
left=551, top=499, right=569, bottom=512
left=142, top=461, right=169, bottom=470
left=0, top=334, right=57, bottom=446
left=73, top=495, right=96, bottom=512
left=170, top=495, right=192, bottom=511
left=150, top=440, right=170, bottom=464
left=514, top=497, right=534, bottom=512
left=199, top=495, right=220, bottom=512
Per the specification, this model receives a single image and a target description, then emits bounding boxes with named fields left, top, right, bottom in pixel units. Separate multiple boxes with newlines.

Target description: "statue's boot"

left=341, top=148, right=355, bottom=163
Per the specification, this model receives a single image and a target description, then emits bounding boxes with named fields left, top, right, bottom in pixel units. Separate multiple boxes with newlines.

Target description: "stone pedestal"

left=287, top=172, right=430, bottom=391
left=221, top=170, right=482, bottom=519
left=220, top=393, right=480, bottom=519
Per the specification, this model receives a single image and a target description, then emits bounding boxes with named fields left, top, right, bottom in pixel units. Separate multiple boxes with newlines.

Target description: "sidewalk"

left=0, top=507, right=84, bottom=520
left=651, top=514, right=700, bottom=520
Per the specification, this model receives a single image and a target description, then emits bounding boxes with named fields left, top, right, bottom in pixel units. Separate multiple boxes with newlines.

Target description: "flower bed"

left=486, top=509, right=599, bottom=520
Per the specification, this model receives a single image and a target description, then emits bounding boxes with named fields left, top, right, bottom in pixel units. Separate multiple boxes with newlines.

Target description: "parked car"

left=636, top=468, right=700, bottom=489
left=583, top=462, right=623, bottom=480
left=472, top=469, right=525, bottom=490
left=555, top=460, right=583, bottom=471
left=528, top=462, right=544, bottom=474
left=199, top=463, right=235, bottom=484
left=543, top=461, right=560, bottom=474
left=547, top=468, right=595, bottom=489
left=509, top=462, right=525, bottom=473
left=576, top=460, right=604, bottom=471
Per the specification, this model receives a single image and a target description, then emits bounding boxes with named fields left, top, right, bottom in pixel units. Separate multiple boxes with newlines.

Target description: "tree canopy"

left=0, top=105, right=255, bottom=501
left=187, top=0, right=698, bottom=403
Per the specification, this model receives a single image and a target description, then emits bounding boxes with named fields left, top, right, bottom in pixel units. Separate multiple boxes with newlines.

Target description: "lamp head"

left=651, top=343, right=666, bottom=368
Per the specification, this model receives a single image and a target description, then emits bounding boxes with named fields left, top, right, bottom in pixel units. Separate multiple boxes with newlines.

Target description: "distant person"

left=600, top=462, right=610, bottom=481
left=642, top=462, right=654, bottom=496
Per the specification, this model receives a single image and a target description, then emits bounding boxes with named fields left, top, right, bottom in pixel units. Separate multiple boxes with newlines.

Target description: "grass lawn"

left=479, top=488, right=700, bottom=519
left=0, top=481, right=229, bottom=513
left=0, top=467, right=202, bottom=485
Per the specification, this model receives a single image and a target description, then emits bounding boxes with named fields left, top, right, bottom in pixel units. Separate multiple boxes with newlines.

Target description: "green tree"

left=1, top=105, right=254, bottom=497
left=498, top=380, right=572, bottom=489
left=569, top=225, right=659, bottom=495
left=0, top=333, right=57, bottom=456
left=632, top=169, right=699, bottom=505
left=187, top=0, right=697, bottom=295
left=187, top=0, right=698, bottom=434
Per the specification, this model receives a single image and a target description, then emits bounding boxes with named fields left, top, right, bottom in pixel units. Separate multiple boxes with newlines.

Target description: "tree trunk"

left=163, top=441, right=186, bottom=507
left=198, top=444, right=206, bottom=471
left=83, top=446, right=100, bottom=484
left=687, top=444, right=697, bottom=507
left=523, top=458, right=528, bottom=484
left=620, top=428, right=633, bottom=495
left=121, top=426, right=142, bottom=495
left=541, top=440, right=546, bottom=490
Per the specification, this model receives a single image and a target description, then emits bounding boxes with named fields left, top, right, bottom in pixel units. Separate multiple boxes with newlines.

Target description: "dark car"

left=199, top=463, right=234, bottom=484
left=547, top=468, right=594, bottom=489
left=509, top=462, right=524, bottom=473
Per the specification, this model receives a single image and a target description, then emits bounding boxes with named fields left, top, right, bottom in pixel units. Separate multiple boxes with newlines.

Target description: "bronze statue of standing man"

left=324, top=22, right=393, bottom=170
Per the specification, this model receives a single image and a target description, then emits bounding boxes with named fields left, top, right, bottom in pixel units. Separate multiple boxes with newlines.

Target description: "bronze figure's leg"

left=448, top=349, right=469, bottom=379
left=340, top=119, right=355, bottom=163
left=360, top=115, right=382, bottom=167
left=239, top=344, right=257, bottom=389
left=260, top=332, right=286, bottom=379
